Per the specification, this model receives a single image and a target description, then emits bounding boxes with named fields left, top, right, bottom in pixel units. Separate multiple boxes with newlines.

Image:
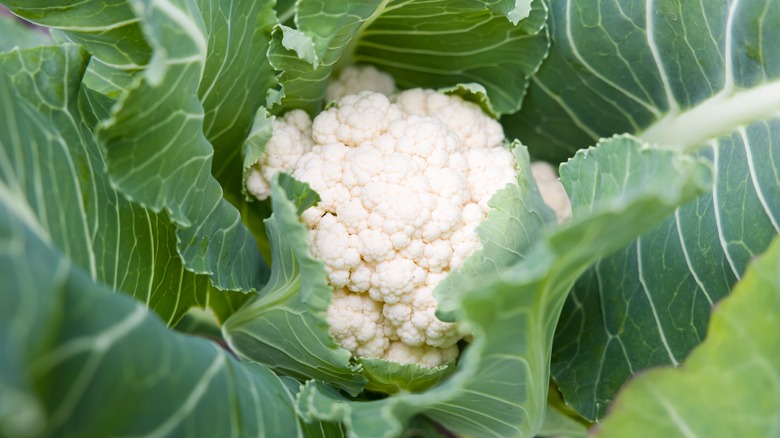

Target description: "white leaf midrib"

left=638, top=79, right=780, bottom=148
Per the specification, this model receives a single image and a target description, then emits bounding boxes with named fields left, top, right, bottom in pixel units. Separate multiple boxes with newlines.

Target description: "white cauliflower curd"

left=247, top=67, right=519, bottom=367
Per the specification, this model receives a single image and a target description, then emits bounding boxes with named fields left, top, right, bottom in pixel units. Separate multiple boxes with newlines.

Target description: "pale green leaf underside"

left=223, top=176, right=366, bottom=397
left=358, top=358, right=455, bottom=394
left=595, top=238, right=780, bottom=438
left=298, top=137, right=711, bottom=438
left=0, top=194, right=301, bottom=438
left=0, top=44, right=208, bottom=324
left=512, top=0, right=780, bottom=420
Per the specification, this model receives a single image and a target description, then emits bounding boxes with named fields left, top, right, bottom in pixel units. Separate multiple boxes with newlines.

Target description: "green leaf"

left=280, top=376, right=348, bottom=437
left=435, top=144, right=555, bottom=321
left=277, top=173, right=322, bottom=215
left=238, top=106, right=276, bottom=262
left=503, top=0, right=780, bottom=419
left=268, top=0, right=382, bottom=114
left=3, top=0, right=151, bottom=68
left=0, top=14, right=51, bottom=52
left=505, top=0, right=780, bottom=160
left=81, top=57, right=137, bottom=99
left=95, top=0, right=270, bottom=292
left=0, top=192, right=302, bottom=438
left=0, top=44, right=209, bottom=324
left=350, top=0, right=548, bottom=116
left=222, top=175, right=367, bottom=396
left=358, top=358, right=456, bottom=394
left=594, top=237, right=780, bottom=438
left=439, top=82, right=500, bottom=119
left=7, top=0, right=283, bottom=289
left=297, top=136, right=712, bottom=438
left=194, top=0, right=280, bottom=264
left=272, top=0, right=549, bottom=116
left=537, top=404, right=587, bottom=438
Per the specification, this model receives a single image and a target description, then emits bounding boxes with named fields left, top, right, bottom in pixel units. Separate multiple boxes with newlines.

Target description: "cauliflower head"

left=247, top=72, right=517, bottom=367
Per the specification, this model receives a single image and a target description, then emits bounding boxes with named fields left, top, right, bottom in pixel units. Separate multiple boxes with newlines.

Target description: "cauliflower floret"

left=383, top=342, right=459, bottom=368
left=245, top=110, right=313, bottom=200
left=465, top=147, right=517, bottom=211
left=312, top=92, right=403, bottom=146
left=326, top=65, right=396, bottom=101
left=249, top=73, right=519, bottom=367
left=395, top=88, right=504, bottom=149
left=531, top=161, right=572, bottom=223
left=328, top=289, right=390, bottom=357
left=309, top=214, right=361, bottom=288
left=383, top=281, right=460, bottom=349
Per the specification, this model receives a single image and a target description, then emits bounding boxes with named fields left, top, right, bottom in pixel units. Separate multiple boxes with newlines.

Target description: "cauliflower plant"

left=247, top=67, right=523, bottom=367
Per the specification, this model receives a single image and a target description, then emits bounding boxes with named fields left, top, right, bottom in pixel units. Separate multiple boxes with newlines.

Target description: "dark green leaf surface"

left=0, top=190, right=302, bottom=438
left=505, top=0, right=780, bottom=160
left=96, top=0, right=270, bottom=292
left=272, top=0, right=549, bottom=116
left=268, top=0, right=383, bottom=114
left=297, top=137, right=711, bottom=438
left=553, top=121, right=780, bottom=420
left=0, top=44, right=208, bottom=324
left=223, top=176, right=366, bottom=396
left=595, top=238, right=780, bottom=438
left=502, top=0, right=780, bottom=419
left=352, top=0, right=548, bottom=116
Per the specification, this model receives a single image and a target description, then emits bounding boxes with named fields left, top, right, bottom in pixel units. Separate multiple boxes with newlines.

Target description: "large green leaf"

left=505, top=0, right=780, bottom=160
left=194, top=0, right=279, bottom=259
left=594, top=237, right=780, bottom=437
left=553, top=120, right=780, bottom=420
left=271, top=0, right=549, bottom=116
left=2, top=0, right=151, bottom=68
left=222, top=176, right=367, bottom=396
left=0, top=44, right=208, bottom=324
left=297, top=136, right=711, bottom=438
left=502, top=0, right=780, bottom=419
left=95, top=0, right=270, bottom=292
left=0, top=185, right=302, bottom=438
